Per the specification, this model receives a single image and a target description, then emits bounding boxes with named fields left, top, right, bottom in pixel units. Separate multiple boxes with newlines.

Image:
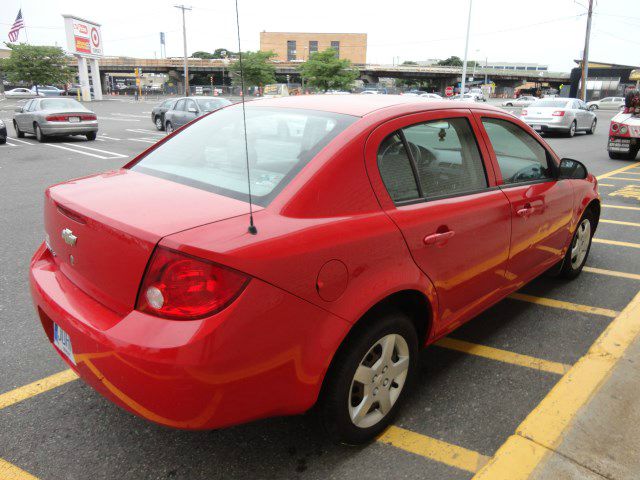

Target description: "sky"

left=1, top=0, right=638, bottom=72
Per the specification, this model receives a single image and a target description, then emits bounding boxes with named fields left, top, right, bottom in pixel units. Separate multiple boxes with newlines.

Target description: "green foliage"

left=228, top=50, right=276, bottom=87
left=437, top=56, right=476, bottom=67
left=298, top=48, right=359, bottom=92
left=402, top=60, right=418, bottom=65
left=191, top=48, right=236, bottom=59
left=1, top=43, right=74, bottom=88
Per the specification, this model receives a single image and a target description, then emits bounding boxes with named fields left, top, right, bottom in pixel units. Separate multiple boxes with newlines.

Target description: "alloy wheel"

left=348, top=333, right=410, bottom=429
left=569, top=122, right=576, bottom=137
left=166, top=122, right=173, bottom=134
left=570, top=218, right=591, bottom=269
left=155, top=117, right=163, bottom=130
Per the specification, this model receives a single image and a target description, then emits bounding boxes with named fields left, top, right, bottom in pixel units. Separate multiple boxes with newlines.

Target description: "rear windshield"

left=195, top=98, right=231, bottom=112
left=531, top=100, right=569, bottom=108
left=132, top=106, right=357, bottom=206
left=40, top=99, right=84, bottom=110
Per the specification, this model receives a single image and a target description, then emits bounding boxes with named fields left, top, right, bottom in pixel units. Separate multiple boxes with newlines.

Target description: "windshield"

left=40, top=99, right=85, bottom=110
left=531, top=100, right=569, bottom=108
left=195, top=98, right=231, bottom=112
left=132, top=106, right=357, bottom=206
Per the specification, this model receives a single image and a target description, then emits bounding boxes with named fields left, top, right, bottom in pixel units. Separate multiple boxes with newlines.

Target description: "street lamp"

left=460, top=0, right=473, bottom=95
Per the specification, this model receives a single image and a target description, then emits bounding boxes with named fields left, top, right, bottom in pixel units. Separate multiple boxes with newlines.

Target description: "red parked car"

left=30, top=96, right=600, bottom=444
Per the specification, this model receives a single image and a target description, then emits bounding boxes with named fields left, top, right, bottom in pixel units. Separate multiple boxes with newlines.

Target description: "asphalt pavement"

left=0, top=96, right=639, bottom=480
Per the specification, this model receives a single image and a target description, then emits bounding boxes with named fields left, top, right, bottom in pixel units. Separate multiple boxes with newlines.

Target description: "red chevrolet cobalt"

left=30, top=96, right=599, bottom=444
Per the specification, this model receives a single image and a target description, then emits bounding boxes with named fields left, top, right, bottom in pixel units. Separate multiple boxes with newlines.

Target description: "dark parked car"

left=163, top=96, right=232, bottom=133
left=0, top=119, right=6, bottom=144
left=151, top=99, right=178, bottom=131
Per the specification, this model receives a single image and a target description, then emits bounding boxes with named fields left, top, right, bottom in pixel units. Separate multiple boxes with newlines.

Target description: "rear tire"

left=14, top=121, right=24, bottom=138
left=86, top=132, right=97, bottom=141
left=317, top=310, right=418, bottom=445
left=35, top=123, right=46, bottom=143
left=566, top=121, right=577, bottom=138
left=559, top=211, right=595, bottom=279
left=0, top=136, right=5, bottom=145
left=505, top=102, right=513, bottom=107
left=608, top=148, right=639, bottom=160
left=586, top=119, right=597, bottom=134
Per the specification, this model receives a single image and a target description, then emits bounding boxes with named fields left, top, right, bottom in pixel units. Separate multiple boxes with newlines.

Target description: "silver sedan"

left=520, top=98, right=597, bottom=137
left=4, top=87, right=42, bottom=99
left=13, top=97, right=98, bottom=142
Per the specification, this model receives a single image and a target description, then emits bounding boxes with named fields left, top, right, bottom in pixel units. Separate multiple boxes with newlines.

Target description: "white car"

left=4, top=88, right=42, bottom=99
left=450, top=93, right=482, bottom=102
left=502, top=96, right=538, bottom=107
left=587, top=97, right=625, bottom=111
left=420, top=93, right=443, bottom=100
left=360, top=90, right=380, bottom=95
left=520, top=98, right=597, bottom=137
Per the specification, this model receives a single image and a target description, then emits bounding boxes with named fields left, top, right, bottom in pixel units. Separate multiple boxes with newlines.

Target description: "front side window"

left=377, top=117, right=488, bottom=204
left=481, top=118, right=553, bottom=184
left=132, top=106, right=356, bottom=206
left=174, top=99, right=186, bottom=111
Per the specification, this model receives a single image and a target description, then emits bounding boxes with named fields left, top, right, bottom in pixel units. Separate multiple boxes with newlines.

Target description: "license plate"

left=53, top=322, right=76, bottom=364
left=68, top=116, right=80, bottom=123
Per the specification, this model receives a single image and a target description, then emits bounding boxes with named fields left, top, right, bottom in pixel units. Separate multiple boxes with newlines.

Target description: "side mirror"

left=559, top=158, right=588, bottom=180
left=188, top=107, right=198, bottom=113
left=15, top=107, right=23, bottom=113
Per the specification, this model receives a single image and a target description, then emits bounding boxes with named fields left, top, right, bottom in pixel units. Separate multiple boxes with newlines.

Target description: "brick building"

left=259, top=32, right=367, bottom=64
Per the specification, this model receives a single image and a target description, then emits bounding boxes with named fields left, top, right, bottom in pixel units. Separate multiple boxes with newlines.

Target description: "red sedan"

left=30, top=96, right=600, bottom=444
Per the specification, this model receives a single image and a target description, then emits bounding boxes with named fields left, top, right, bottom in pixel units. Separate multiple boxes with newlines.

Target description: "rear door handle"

left=423, top=230, right=455, bottom=246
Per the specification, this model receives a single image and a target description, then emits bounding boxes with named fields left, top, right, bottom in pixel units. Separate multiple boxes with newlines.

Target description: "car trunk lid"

left=45, top=169, right=256, bottom=315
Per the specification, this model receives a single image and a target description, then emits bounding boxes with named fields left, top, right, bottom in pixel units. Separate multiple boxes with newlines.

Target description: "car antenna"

left=234, top=0, right=257, bottom=235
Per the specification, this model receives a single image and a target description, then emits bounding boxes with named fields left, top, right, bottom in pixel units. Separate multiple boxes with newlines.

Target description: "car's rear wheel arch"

left=585, top=198, right=601, bottom=232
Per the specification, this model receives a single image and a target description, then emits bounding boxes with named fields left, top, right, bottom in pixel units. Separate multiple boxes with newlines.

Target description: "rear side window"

left=377, top=117, right=488, bottom=204
left=482, top=118, right=553, bottom=184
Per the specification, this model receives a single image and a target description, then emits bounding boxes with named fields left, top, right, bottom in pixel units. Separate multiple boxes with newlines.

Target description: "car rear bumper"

left=29, top=243, right=350, bottom=430
left=608, top=136, right=638, bottom=153
left=522, top=118, right=571, bottom=132
left=41, top=121, right=98, bottom=136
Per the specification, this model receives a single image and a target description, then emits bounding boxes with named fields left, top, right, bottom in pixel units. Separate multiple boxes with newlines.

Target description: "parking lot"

left=1, top=97, right=639, bottom=480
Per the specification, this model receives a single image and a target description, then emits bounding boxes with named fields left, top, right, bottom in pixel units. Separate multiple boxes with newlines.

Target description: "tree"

left=437, top=56, right=476, bottom=67
left=191, top=51, right=214, bottom=59
left=228, top=50, right=276, bottom=87
left=402, top=60, right=418, bottom=65
left=1, top=43, right=74, bottom=92
left=298, top=48, right=359, bottom=92
left=191, top=48, right=237, bottom=59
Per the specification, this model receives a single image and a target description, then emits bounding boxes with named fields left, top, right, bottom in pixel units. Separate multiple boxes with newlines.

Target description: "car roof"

left=249, top=95, right=505, bottom=117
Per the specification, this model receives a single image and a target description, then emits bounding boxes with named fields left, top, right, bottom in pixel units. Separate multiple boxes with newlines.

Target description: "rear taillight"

left=552, top=110, right=565, bottom=116
left=136, top=247, right=250, bottom=320
left=611, top=123, right=630, bottom=137
left=45, top=114, right=68, bottom=122
left=521, top=109, right=528, bottom=116
left=80, top=114, right=97, bottom=121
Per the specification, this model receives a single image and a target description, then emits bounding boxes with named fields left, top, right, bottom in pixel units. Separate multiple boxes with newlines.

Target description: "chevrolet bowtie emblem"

left=61, top=228, right=77, bottom=246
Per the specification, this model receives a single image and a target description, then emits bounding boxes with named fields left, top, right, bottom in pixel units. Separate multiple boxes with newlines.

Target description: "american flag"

left=8, top=9, right=25, bottom=43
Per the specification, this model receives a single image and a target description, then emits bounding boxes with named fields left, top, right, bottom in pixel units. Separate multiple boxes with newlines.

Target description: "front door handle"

left=516, top=204, right=535, bottom=217
left=423, top=230, right=455, bottom=246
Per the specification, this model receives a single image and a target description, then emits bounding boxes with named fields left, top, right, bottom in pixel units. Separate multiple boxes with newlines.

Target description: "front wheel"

left=14, top=121, right=24, bottom=138
left=586, top=119, right=597, bottom=134
left=165, top=121, right=174, bottom=134
left=155, top=116, right=164, bottom=130
left=318, top=311, right=418, bottom=445
left=559, top=212, right=594, bottom=279
left=589, top=105, right=598, bottom=111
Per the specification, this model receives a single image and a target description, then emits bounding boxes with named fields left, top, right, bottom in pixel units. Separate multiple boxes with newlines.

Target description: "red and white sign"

left=445, top=86, right=454, bottom=97
left=63, top=15, right=103, bottom=57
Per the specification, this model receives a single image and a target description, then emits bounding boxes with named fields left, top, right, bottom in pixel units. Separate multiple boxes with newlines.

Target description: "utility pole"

left=174, top=5, right=192, bottom=96
left=580, top=0, right=594, bottom=102
left=460, top=0, right=473, bottom=96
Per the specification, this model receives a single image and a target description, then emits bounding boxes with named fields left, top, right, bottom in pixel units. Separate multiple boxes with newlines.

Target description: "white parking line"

left=126, top=128, right=164, bottom=136
left=128, top=138, right=156, bottom=144
left=99, top=135, right=121, bottom=141
left=63, top=143, right=129, bottom=158
left=8, top=137, right=32, bottom=145
left=98, top=117, right=141, bottom=122
left=112, top=113, right=151, bottom=119
left=4, top=142, right=18, bottom=147
left=45, top=143, right=109, bottom=159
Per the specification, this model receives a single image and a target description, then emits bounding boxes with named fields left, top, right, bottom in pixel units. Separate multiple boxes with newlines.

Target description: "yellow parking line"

left=606, top=176, right=640, bottom=182
left=0, top=369, right=77, bottom=411
left=593, top=238, right=640, bottom=249
left=0, top=458, right=38, bottom=480
left=596, top=161, right=640, bottom=180
left=378, top=425, right=489, bottom=473
left=508, top=293, right=619, bottom=317
left=602, top=204, right=640, bottom=211
left=583, top=266, right=640, bottom=281
left=600, top=219, right=640, bottom=227
left=435, top=338, right=571, bottom=375
left=473, top=290, right=640, bottom=480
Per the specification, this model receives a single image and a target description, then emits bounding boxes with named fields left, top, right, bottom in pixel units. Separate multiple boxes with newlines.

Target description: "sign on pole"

left=445, top=86, right=454, bottom=97
left=62, top=15, right=104, bottom=101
